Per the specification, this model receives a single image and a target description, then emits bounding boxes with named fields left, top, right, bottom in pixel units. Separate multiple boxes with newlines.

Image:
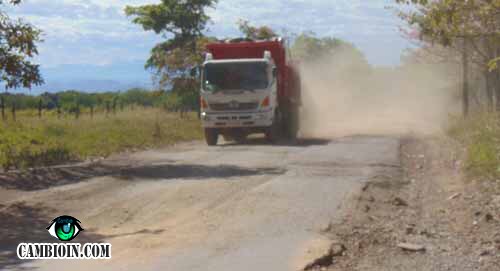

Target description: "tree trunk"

left=485, top=71, right=494, bottom=111
left=495, top=70, right=500, bottom=112
left=462, top=40, right=470, bottom=117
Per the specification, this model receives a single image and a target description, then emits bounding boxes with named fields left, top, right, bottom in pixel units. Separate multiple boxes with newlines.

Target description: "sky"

left=6, top=0, right=411, bottom=92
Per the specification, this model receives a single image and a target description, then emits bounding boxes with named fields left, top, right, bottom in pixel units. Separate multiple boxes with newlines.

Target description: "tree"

left=291, top=32, right=345, bottom=61
left=237, top=20, right=278, bottom=40
left=395, top=0, right=500, bottom=113
left=291, top=32, right=369, bottom=72
left=0, top=0, right=43, bottom=89
left=147, top=36, right=216, bottom=89
left=125, top=0, right=217, bottom=90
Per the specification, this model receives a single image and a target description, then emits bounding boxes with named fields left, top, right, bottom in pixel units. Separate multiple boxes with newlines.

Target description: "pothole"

left=303, top=243, right=346, bottom=270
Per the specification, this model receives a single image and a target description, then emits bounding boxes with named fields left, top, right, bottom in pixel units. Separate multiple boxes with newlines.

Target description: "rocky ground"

left=307, top=137, right=500, bottom=271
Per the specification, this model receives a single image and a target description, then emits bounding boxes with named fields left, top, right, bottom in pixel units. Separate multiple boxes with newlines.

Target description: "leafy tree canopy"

left=125, top=0, right=218, bottom=89
left=237, top=20, right=278, bottom=40
left=147, top=36, right=216, bottom=89
left=125, top=0, right=217, bottom=40
left=0, top=0, right=43, bottom=89
left=291, top=32, right=368, bottom=66
left=395, top=0, right=500, bottom=69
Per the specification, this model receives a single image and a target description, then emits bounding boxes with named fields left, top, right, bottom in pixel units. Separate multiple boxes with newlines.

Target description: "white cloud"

left=7, top=0, right=161, bottom=67
left=207, top=0, right=407, bottom=64
left=6, top=0, right=409, bottom=68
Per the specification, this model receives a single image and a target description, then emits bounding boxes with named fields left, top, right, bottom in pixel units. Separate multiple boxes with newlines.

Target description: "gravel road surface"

left=1, top=136, right=400, bottom=271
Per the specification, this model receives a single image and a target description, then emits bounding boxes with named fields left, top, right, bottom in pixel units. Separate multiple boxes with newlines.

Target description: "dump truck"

left=199, top=38, right=301, bottom=146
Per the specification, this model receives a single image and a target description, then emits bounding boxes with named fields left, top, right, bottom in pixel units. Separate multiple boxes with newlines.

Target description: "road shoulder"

left=307, top=137, right=500, bottom=271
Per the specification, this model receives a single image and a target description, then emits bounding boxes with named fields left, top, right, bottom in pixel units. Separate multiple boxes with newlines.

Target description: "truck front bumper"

left=201, top=110, right=274, bottom=128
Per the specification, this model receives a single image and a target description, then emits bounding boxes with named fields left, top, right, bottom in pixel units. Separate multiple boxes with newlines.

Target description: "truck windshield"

left=203, top=62, right=269, bottom=92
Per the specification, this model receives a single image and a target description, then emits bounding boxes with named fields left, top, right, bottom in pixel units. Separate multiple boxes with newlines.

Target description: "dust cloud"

left=298, top=48, right=460, bottom=138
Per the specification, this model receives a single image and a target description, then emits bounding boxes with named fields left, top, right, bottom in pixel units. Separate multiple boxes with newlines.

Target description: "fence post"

left=1, top=96, right=5, bottom=121
left=11, top=102, right=16, bottom=121
left=75, top=102, right=80, bottom=120
left=105, top=101, right=110, bottom=117
left=112, top=99, right=117, bottom=115
left=38, top=98, right=43, bottom=119
left=57, top=104, right=62, bottom=119
left=90, top=105, right=94, bottom=119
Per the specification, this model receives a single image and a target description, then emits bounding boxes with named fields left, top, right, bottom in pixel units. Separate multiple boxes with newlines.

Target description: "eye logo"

left=46, top=216, right=84, bottom=242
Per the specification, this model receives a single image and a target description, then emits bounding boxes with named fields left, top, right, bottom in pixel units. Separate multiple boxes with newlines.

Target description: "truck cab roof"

left=203, top=58, right=272, bottom=65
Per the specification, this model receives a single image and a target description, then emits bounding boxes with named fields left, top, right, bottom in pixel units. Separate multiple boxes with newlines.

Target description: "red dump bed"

left=206, top=41, right=300, bottom=103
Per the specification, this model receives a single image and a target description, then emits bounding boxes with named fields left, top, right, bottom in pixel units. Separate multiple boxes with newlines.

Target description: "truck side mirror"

left=190, top=66, right=199, bottom=77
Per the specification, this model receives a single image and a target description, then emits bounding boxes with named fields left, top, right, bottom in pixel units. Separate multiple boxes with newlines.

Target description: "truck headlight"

left=201, top=112, right=211, bottom=121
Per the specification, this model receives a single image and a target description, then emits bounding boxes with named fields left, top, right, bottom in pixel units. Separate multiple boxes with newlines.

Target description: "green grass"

left=0, top=109, right=203, bottom=170
left=448, top=112, right=500, bottom=179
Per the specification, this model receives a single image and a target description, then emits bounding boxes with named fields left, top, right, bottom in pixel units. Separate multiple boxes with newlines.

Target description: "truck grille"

left=209, top=102, right=259, bottom=111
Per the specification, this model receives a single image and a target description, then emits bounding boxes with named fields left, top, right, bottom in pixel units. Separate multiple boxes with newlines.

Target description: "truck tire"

left=204, top=128, right=219, bottom=146
left=286, top=106, right=300, bottom=141
left=234, top=134, right=247, bottom=144
left=265, top=110, right=282, bottom=143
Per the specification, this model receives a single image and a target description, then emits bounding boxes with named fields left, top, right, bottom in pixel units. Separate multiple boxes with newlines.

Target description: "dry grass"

left=0, top=108, right=203, bottom=170
left=448, top=112, right=500, bottom=180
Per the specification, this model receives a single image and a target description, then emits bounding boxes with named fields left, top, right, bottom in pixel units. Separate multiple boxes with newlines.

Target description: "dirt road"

left=1, top=136, right=400, bottom=271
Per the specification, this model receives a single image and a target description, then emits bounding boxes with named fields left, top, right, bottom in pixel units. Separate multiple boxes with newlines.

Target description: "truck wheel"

left=265, top=110, right=282, bottom=143
left=234, top=133, right=247, bottom=144
left=204, top=128, right=219, bottom=146
left=287, top=107, right=300, bottom=141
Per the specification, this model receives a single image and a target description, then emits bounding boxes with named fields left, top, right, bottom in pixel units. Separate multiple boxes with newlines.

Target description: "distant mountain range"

left=9, top=61, right=154, bottom=94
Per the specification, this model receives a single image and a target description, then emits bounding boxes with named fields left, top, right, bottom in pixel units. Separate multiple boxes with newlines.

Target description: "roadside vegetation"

left=396, top=0, right=500, bottom=182
left=0, top=108, right=202, bottom=171
left=449, top=113, right=500, bottom=180
left=0, top=88, right=202, bottom=171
